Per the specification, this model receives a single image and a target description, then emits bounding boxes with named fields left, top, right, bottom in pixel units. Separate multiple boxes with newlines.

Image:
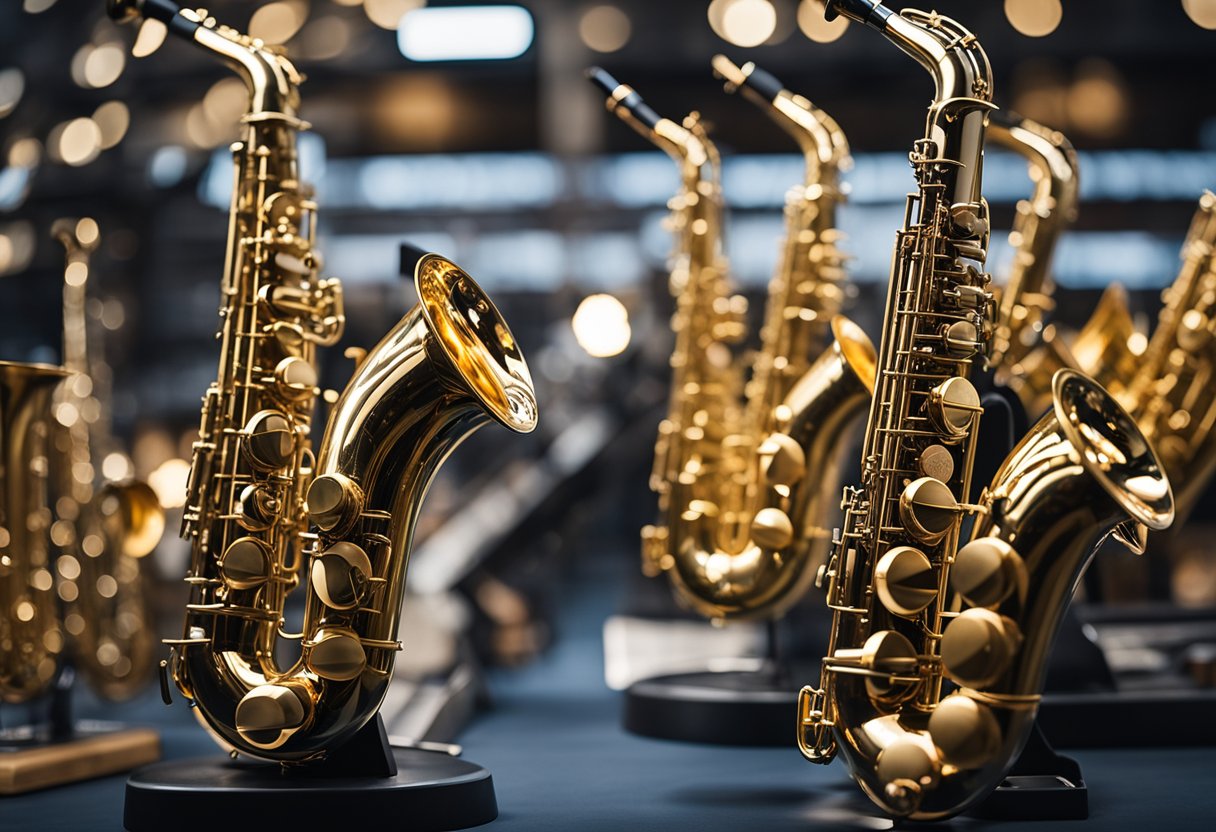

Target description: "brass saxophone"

left=51, top=218, right=164, bottom=701
left=110, top=0, right=537, bottom=762
left=985, top=112, right=1081, bottom=417
left=796, top=1, right=1173, bottom=819
left=587, top=65, right=875, bottom=621
left=1124, top=191, right=1216, bottom=524
left=0, top=362, right=69, bottom=703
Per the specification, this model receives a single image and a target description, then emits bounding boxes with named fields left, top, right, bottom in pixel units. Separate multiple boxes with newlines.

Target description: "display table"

left=4, top=562, right=1212, bottom=831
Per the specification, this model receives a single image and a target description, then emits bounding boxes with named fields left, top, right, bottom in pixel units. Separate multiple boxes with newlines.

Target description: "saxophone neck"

left=586, top=67, right=711, bottom=172
left=713, top=55, right=851, bottom=186
left=110, top=0, right=303, bottom=120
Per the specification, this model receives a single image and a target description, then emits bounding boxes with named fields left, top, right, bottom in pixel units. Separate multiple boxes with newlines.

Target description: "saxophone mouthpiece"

left=712, top=55, right=783, bottom=103
left=108, top=0, right=198, bottom=36
left=824, top=0, right=894, bottom=28
left=585, top=67, right=662, bottom=131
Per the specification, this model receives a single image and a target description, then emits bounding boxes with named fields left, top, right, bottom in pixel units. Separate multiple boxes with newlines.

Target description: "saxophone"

left=587, top=65, right=875, bottom=621
left=1123, top=191, right=1216, bottom=524
left=796, top=1, right=1173, bottom=819
left=51, top=218, right=163, bottom=701
left=109, top=0, right=537, bottom=762
left=0, top=362, right=69, bottom=703
left=985, top=112, right=1080, bottom=417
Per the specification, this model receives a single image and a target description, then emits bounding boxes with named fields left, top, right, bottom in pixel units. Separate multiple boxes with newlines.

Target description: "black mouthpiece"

left=585, top=66, right=663, bottom=132
left=108, top=0, right=199, bottom=37
left=824, top=0, right=894, bottom=28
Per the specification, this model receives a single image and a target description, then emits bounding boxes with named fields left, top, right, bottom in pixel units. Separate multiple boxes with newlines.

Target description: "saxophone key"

left=305, top=627, right=367, bottom=681
left=898, top=477, right=958, bottom=543
left=927, top=692, right=1001, bottom=769
left=926, top=376, right=980, bottom=439
left=243, top=409, right=295, bottom=470
left=310, top=542, right=373, bottom=611
left=940, top=607, right=1022, bottom=689
left=874, top=545, right=937, bottom=616
left=950, top=536, right=1025, bottom=608
left=217, top=537, right=274, bottom=590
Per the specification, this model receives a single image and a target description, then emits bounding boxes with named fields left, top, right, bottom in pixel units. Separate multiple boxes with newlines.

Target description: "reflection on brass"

left=0, top=362, right=70, bottom=704
left=50, top=217, right=163, bottom=701
left=1124, top=192, right=1216, bottom=524
left=110, top=0, right=537, bottom=762
left=589, top=58, right=875, bottom=621
left=797, top=2, right=1174, bottom=821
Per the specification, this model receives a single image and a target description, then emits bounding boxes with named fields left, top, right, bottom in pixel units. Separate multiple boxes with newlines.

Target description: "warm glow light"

left=0, top=68, right=24, bottom=118
left=579, top=5, right=632, bottom=53
left=1183, top=0, right=1216, bottom=28
left=1067, top=59, right=1128, bottom=138
left=23, top=0, right=57, bottom=13
left=797, top=0, right=848, bottom=43
left=57, top=118, right=103, bottom=167
left=93, top=100, right=130, bottom=150
left=8, top=137, right=41, bottom=168
left=365, top=0, right=424, bottom=30
left=102, top=452, right=132, bottom=482
left=148, top=458, right=192, bottom=509
left=572, top=294, right=631, bottom=358
left=133, top=19, right=168, bottom=58
left=714, top=0, right=777, bottom=48
left=398, top=6, right=535, bottom=61
left=296, top=16, right=353, bottom=61
left=1004, top=0, right=1063, bottom=37
left=84, top=43, right=126, bottom=88
left=249, top=0, right=310, bottom=45
left=75, top=217, right=99, bottom=247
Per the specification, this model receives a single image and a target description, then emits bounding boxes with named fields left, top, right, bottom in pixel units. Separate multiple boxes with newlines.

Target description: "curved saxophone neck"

left=988, top=112, right=1079, bottom=224
left=109, top=0, right=303, bottom=120
left=829, top=2, right=993, bottom=207
left=586, top=67, right=711, bottom=174
left=712, top=55, right=850, bottom=184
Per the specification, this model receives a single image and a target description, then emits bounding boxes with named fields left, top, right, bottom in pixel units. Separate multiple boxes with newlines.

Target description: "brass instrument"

left=1125, top=191, right=1216, bottom=523
left=796, top=1, right=1173, bottom=819
left=0, top=362, right=70, bottom=703
left=51, top=217, right=163, bottom=701
left=587, top=65, right=875, bottom=621
left=986, top=112, right=1081, bottom=416
left=110, top=0, right=537, bottom=762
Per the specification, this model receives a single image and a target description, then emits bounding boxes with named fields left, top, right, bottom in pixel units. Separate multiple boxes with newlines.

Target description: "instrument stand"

left=622, top=620, right=817, bottom=746
left=122, top=715, right=497, bottom=832
left=0, top=666, right=160, bottom=794
left=968, top=722, right=1088, bottom=821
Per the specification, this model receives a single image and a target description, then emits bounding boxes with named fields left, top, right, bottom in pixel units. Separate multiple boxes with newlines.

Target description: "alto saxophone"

left=110, top=0, right=537, bottom=762
left=51, top=218, right=164, bottom=701
left=0, top=362, right=69, bottom=703
left=985, top=112, right=1081, bottom=417
left=587, top=66, right=875, bottom=621
left=1124, top=191, right=1216, bottom=524
left=796, top=1, right=1173, bottom=819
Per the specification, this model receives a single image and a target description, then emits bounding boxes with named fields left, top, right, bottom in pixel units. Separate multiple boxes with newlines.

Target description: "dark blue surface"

left=3, top=557, right=1214, bottom=831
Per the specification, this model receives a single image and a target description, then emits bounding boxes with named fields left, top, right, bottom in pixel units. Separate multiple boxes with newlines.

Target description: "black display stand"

left=970, top=723, right=1087, bottom=820
left=623, top=621, right=814, bottom=746
left=123, top=716, right=497, bottom=832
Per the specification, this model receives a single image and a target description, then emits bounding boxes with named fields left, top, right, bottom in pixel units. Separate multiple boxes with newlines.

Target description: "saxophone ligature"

left=0, top=362, right=70, bottom=703
left=109, top=0, right=537, bottom=762
left=51, top=217, right=164, bottom=701
left=796, top=1, right=1173, bottom=819
left=587, top=65, right=875, bottom=621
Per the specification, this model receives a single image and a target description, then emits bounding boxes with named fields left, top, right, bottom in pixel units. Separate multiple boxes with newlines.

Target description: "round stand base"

left=623, top=665, right=816, bottom=746
left=123, top=747, right=497, bottom=832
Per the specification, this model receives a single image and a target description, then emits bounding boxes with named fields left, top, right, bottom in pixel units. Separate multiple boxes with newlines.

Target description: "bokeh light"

left=365, top=0, right=424, bottom=30
left=93, top=100, right=130, bottom=150
left=572, top=294, right=631, bottom=358
left=249, top=0, right=310, bottom=45
left=148, top=459, right=192, bottom=510
left=53, top=118, right=104, bottom=167
left=1004, top=0, right=1063, bottom=38
left=1183, top=0, right=1216, bottom=29
left=709, top=0, right=778, bottom=48
left=0, top=68, right=25, bottom=118
left=579, top=5, right=632, bottom=54
left=132, top=19, right=168, bottom=58
left=797, top=0, right=848, bottom=43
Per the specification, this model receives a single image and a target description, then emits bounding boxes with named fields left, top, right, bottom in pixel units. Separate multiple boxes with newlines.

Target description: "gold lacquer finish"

left=111, top=0, right=537, bottom=761
left=1122, top=192, right=1216, bottom=524
left=587, top=61, right=875, bottom=621
left=51, top=218, right=163, bottom=701
left=985, top=112, right=1082, bottom=417
left=0, top=362, right=70, bottom=703
left=796, top=1, right=1174, bottom=820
